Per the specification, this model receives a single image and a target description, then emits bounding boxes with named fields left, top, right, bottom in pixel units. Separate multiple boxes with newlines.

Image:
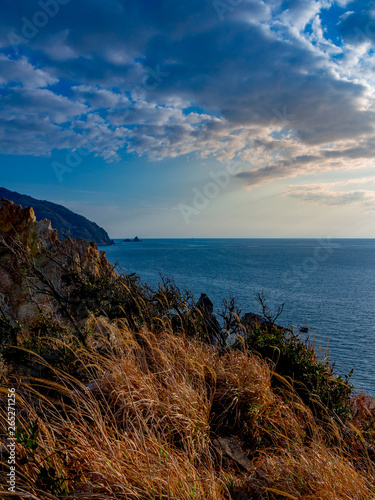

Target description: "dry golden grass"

left=249, top=444, right=375, bottom=499
left=0, top=317, right=374, bottom=499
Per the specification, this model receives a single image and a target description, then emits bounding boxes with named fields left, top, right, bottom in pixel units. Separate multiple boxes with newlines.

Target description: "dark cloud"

left=322, top=141, right=375, bottom=160
left=236, top=154, right=321, bottom=187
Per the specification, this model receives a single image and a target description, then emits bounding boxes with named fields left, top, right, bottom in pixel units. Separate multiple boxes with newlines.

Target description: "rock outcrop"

left=0, top=198, right=116, bottom=326
left=194, top=293, right=221, bottom=342
left=123, top=237, right=142, bottom=242
left=241, top=312, right=271, bottom=330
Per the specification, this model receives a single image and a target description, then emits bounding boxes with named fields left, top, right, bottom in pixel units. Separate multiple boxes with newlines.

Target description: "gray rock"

left=212, top=436, right=252, bottom=470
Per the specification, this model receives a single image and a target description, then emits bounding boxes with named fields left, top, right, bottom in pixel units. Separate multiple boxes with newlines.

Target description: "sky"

left=0, top=0, right=375, bottom=238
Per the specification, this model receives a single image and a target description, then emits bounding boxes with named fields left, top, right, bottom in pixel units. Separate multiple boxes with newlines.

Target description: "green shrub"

left=235, top=324, right=353, bottom=422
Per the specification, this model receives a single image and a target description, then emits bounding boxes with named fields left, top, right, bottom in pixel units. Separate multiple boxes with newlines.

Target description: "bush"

left=235, top=323, right=353, bottom=422
left=0, top=309, right=22, bottom=365
left=62, top=270, right=146, bottom=324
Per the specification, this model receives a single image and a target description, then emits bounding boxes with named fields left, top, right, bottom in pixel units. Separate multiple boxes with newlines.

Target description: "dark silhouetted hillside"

left=0, top=187, right=112, bottom=245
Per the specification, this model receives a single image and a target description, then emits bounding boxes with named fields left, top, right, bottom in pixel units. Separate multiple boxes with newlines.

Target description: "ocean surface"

left=99, top=239, right=375, bottom=395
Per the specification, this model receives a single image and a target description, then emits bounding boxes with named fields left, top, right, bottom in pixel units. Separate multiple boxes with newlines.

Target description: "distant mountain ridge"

left=0, top=187, right=113, bottom=246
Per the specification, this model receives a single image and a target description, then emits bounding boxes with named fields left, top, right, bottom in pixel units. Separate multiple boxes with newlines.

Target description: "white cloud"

left=279, top=0, right=325, bottom=30
left=284, top=178, right=375, bottom=211
left=41, top=30, right=77, bottom=61
left=0, top=54, right=57, bottom=88
left=72, top=85, right=129, bottom=109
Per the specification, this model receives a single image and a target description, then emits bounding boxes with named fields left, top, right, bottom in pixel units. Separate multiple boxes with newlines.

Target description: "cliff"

left=0, top=198, right=116, bottom=326
left=0, top=187, right=112, bottom=246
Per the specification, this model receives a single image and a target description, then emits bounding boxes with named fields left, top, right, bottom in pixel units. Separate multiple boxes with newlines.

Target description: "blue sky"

left=0, top=0, right=375, bottom=237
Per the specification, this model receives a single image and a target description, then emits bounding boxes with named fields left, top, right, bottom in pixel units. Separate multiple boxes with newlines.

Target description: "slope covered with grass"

left=1, top=290, right=375, bottom=498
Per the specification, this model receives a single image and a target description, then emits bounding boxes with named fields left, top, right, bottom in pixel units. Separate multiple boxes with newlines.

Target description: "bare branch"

left=256, top=289, right=284, bottom=327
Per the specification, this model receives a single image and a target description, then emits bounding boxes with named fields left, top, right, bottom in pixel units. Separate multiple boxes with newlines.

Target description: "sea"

left=99, top=238, right=375, bottom=396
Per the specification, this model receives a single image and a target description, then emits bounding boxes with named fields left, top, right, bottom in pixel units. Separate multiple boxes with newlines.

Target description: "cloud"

left=279, top=0, right=328, bottom=30
left=42, top=30, right=77, bottom=61
left=284, top=178, right=375, bottom=211
left=0, top=0, right=374, bottom=184
left=237, top=154, right=321, bottom=187
left=0, top=54, right=57, bottom=88
left=71, top=85, right=129, bottom=109
left=236, top=137, right=375, bottom=188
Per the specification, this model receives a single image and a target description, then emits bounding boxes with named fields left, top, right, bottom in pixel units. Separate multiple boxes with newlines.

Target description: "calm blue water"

left=99, top=239, right=375, bottom=395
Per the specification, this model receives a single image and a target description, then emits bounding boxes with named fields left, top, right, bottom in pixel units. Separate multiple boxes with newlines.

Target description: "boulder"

left=194, top=293, right=221, bottom=342
left=241, top=312, right=271, bottom=331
